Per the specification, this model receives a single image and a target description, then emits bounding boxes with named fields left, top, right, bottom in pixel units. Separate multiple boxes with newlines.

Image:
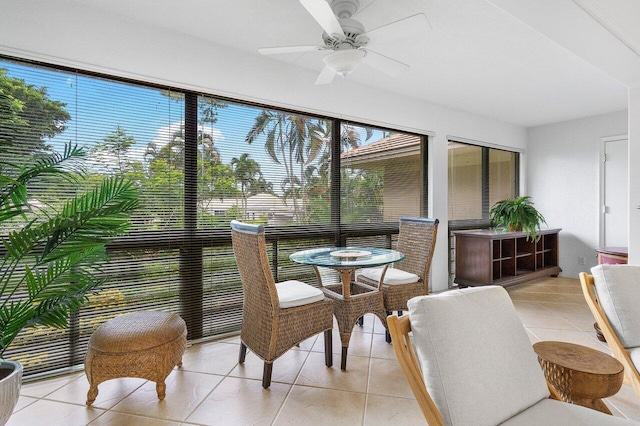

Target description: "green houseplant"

left=0, top=143, right=138, bottom=424
left=489, top=196, right=546, bottom=242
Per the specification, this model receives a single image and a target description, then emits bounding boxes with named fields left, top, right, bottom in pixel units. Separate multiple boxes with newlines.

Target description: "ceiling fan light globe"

left=323, top=49, right=366, bottom=77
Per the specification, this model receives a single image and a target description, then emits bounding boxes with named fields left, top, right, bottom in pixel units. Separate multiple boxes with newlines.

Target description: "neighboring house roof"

left=341, top=133, right=421, bottom=167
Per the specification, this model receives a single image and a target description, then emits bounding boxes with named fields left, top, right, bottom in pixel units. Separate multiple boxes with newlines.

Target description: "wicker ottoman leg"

left=85, top=349, right=98, bottom=406
left=156, top=381, right=166, bottom=400
left=86, top=384, right=99, bottom=406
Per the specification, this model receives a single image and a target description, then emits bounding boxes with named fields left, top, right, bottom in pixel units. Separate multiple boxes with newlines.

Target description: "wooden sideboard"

left=454, top=228, right=562, bottom=287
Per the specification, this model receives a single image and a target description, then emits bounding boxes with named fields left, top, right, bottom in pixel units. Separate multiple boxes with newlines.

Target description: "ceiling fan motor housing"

left=322, top=18, right=368, bottom=50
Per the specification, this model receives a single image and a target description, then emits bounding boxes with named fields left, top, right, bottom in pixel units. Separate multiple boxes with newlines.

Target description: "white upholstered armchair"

left=388, top=285, right=638, bottom=425
left=581, top=265, right=640, bottom=400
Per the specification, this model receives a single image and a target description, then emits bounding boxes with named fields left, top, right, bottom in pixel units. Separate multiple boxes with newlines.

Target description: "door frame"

left=599, top=134, right=628, bottom=247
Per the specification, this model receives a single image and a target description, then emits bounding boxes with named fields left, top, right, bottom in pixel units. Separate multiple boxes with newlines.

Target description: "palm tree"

left=230, top=153, right=263, bottom=218
left=246, top=111, right=327, bottom=222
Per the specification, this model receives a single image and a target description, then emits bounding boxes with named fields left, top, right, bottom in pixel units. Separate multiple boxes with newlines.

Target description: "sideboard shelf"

left=454, top=228, right=562, bottom=288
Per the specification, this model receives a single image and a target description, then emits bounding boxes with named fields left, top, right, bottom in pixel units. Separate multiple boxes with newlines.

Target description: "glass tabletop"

left=290, top=247, right=404, bottom=268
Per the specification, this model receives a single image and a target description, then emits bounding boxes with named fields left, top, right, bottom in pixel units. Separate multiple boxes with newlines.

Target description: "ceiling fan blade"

left=315, top=64, right=337, bottom=85
left=361, top=13, right=429, bottom=45
left=258, top=45, right=322, bottom=55
left=300, top=0, right=345, bottom=39
left=361, top=50, right=409, bottom=77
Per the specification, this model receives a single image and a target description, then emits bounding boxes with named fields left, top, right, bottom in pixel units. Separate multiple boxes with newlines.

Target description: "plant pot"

left=0, top=360, right=22, bottom=426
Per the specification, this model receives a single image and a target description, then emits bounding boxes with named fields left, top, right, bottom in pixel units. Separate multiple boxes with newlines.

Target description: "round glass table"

left=290, top=247, right=404, bottom=369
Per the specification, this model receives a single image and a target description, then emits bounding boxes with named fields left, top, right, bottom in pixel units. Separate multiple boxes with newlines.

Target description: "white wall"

left=527, top=111, right=628, bottom=279
left=0, top=0, right=530, bottom=291
left=629, top=87, right=640, bottom=265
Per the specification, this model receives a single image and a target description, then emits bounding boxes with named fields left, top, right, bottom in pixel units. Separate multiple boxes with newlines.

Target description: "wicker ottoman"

left=85, top=311, right=187, bottom=406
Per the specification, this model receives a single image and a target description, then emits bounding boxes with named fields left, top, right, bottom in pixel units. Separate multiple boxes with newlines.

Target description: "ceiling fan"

left=258, top=0, right=429, bottom=85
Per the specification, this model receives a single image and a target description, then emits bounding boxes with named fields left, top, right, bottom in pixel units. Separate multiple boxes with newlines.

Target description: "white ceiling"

left=71, top=0, right=640, bottom=127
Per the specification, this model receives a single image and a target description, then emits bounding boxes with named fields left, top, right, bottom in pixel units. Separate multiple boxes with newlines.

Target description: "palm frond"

left=0, top=142, right=138, bottom=357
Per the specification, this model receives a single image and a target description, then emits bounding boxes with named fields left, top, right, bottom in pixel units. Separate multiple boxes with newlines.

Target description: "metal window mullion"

left=481, top=147, right=490, bottom=219
left=331, top=118, right=342, bottom=247
left=180, top=92, right=203, bottom=340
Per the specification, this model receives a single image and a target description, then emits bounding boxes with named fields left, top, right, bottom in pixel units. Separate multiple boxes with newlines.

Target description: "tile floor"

left=8, top=277, right=640, bottom=425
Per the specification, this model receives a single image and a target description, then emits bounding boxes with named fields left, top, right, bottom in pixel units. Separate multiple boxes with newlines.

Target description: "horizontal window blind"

left=0, top=56, right=412, bottom=378
left=341, top=122, right=424, bottom=224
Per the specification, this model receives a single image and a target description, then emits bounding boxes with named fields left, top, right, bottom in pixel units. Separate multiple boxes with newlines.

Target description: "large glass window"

left=196, top=99, right=332, bottom=227
left=0, top=56, right=428, bottom=377
left=341, top=123, right=423, bottom=224
left=1, top=59, right=186, bottom=374
left=448, top=141, right=518, bottom=222
left=447, top=140, right=519, bottom=286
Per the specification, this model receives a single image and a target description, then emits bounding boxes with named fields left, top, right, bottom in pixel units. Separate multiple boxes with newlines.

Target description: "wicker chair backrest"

left=231, top=221, right=279, bottom=324
left=395, top=217, right=439, bottom=283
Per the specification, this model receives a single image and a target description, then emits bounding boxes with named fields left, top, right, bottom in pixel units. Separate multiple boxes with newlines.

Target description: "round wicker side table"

left=85, top=311, right=187, bottom=406
left=533, top=340, right=624, bottom=414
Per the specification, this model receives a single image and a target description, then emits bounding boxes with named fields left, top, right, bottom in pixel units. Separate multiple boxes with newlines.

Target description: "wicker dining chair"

left=358, top=217, right=438, bottom=340
left=230, top=220, right=334, bottom=388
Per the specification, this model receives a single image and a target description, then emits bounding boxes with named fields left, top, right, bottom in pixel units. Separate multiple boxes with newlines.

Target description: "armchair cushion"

left=628, top=347, right=640, bottom=368
left=408, top=286, right=549, bottom=426
left=275, top=280, right=325, bottom=309
left=501, top=398, right=636, bottom=425
left=359, top=267, right=419, bottom=285
left=592, top=265, right=640, bottom=348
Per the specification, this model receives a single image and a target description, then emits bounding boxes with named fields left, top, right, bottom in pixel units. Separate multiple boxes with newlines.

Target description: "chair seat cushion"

left=275, top=280, right=325, bottom=308
left=359, top=267, right=419, bottom=285
left=408, top=286, right=549, bottom=426
left=501, top=398, right=637, bottom=425
left=592, top=265, right=640, bottom=348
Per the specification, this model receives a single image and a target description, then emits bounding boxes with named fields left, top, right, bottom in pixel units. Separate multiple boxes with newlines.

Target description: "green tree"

left=92, top=126, right=136, bottom=174
left=246, top=111, right=327, bottom=223
left=340, top=168, right=384, bottom=223
left=0, top=69, right=71, bottom=159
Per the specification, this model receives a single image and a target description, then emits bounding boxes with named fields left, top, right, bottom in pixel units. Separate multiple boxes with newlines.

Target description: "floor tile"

left=273, top=386, right=366, bottom=425
left=6, top=399, right=104, bottom=426
left=367, top=357, right=414, bottom=399
left=88, top=410, right=182, bottom=425
left=229, top=348, right=309, bottom=385
left=295, top=352, right=369, bottom=393
left=11, top=395, right=37, bottom=413
left=181, top=341, right=241, bottom=376
left=46, top=375, right=146, bottom=409
left=185, top=376, right=290, bottom=425
left=20, top=371, right=85, bottom=398
left=8, top=277, right=640, bottom=425
left=312, top=328, right=373, bottom=358
left=363, top=394, right=423, bottom=425
left=110, top=369, right=223, bottom=422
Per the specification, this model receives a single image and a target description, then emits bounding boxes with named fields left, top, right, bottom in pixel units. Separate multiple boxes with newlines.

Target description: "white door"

left=603, top=137, right=628, bottom=247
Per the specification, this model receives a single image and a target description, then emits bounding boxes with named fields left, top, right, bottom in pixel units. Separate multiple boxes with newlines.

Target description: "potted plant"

left=489, top=196, right=546, bottom=242
left=0, top=143, right=138, bottom=424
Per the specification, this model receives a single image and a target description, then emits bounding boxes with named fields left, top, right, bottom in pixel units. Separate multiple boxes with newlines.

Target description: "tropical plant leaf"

left=0, top=141, right=138, bottom=357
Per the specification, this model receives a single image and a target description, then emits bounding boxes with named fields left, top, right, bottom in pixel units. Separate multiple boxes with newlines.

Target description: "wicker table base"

left=533, top=341, right=624, bottom=414
left=322, top=280, right=388, bottom=370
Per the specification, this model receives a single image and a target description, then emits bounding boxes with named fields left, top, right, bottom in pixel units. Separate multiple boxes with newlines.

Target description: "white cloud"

left=149, top=120, right=225, bottom=153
